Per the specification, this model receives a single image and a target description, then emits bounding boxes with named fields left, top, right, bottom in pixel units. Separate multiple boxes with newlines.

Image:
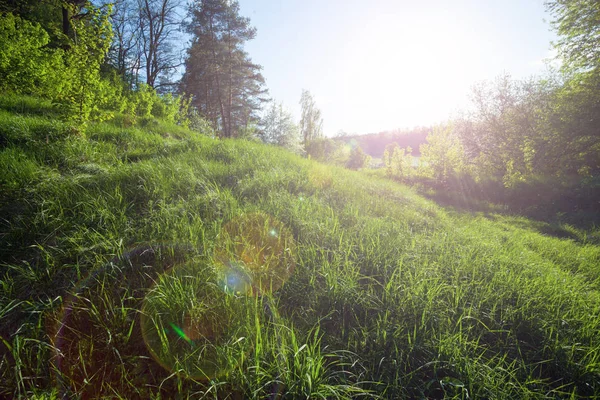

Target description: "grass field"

left=1, top=95, right=599, bottom=399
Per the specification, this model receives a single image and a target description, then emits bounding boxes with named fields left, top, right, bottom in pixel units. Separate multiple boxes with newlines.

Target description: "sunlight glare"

left=333, top=10, right=480, bottom=132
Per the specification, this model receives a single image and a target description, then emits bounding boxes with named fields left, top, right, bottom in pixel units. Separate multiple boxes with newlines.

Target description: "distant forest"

left=340, top=127, right=430, bottom=157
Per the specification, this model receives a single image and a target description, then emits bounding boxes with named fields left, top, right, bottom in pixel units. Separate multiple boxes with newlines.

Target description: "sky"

left=235, top=0, right=558, bottom=136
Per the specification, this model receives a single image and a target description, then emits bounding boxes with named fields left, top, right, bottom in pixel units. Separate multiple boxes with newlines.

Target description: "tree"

left=542, top=71, right=600, bottom=175
left=137, top=0, right=183, bottom=90
left=95, top=0, right=183, bottom=89
left=181, top=0, right=268, bottom=138
left=420, top=125, right=465, bottom=184
left=546, top=0, right=600, bottom=72
left=0, top=0, right=87, bottom=48
left=104, top=0, right=141, bottom=87
left=61, top=3, right=114, bottom=122
left=346, top=146, right=370, bottom=170
left=383, top=143, right=413, bottom=180
left=457, top=74, right=553, bottom=183
left=259, top=101, right=302, bottom=152
left=383, top=143, right=398, bottom=177
left=299, top=89, right=323, bottom=147
left=305, top=138, right=346, bottom=164
left=545, top=0, right=600, bottom=175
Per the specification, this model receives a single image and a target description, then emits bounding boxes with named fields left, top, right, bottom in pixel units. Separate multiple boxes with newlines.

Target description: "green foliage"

left=259, top=101, right=302, bottom=153
left=0, top=0, right=67, bottom=45
left=382, top=142, right=397, bottom=176
left=383, top=143, right=413, bottom=180
left=543, top=70, right=600, bottom=175
left=420, top=125, right=465, bottom=183
left=0, top=5, right=197, bottom=129
left=0, top=7, right=115, bottom=124
left=346, top=145, right=370, bottom=170
left=546, top=0, right=600, bottom=72
left=0, top=13, right=64, bottom=96
left=179, top=100, right=215, bottom=135
left=150, top=93, right=181, bottom=123
left=454, top=72, right=600, bottom=186
left=127, top=83, right=155, bottom=119
left=457, top=75, right=549, bottom=185
left=56, top=5, right=113, bottom=123
left=305, top=138, right=347, bottom=164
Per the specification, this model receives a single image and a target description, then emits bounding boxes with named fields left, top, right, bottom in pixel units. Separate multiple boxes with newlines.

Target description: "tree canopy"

left=546, top=0, right=600, bottom=72
left=181, top=0, right=268, bottom=138
left=259, top=101, right=302, bottom=152
left=299, top=89, right=323, bottom=147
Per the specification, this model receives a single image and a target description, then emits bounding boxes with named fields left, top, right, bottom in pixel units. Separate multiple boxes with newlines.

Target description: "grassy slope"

left=1, top=95, right=599, bottom=399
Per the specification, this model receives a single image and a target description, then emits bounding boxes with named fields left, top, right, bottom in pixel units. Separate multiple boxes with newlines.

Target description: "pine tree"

left=181, top=0, right=267, bottom=138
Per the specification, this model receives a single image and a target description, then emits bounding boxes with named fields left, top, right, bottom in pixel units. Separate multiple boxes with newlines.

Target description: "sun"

left=331, top=10, right=478, bottom=132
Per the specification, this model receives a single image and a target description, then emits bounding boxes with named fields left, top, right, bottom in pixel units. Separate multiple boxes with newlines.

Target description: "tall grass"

left=1, top=94, right=599, bottom=398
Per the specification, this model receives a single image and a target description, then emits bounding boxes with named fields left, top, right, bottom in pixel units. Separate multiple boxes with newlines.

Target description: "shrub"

left=384, top=143, right=413, bottom=180
left=346, top=145, right=370, bottom=170
left=0, top=10, right=199, bottom=129
left=306, top=138, right=348, bottom=164
left=419, top=125, right=465, bottom=184
left=0, top=13, right=64, bottom=97
left=151, top=93, right=180, bottom=123
left=0, top=9, right=114, bottom=124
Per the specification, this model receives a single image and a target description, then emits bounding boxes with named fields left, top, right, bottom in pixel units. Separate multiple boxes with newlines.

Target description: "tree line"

left=0, top=0, right=324, bottom=148
left=379, top=0, right=599, bottom=190
left=1, top=0, right=597, bottom=180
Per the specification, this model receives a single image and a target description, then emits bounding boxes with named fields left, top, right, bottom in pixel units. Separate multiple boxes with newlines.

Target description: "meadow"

left=1, top=95, right=600, bottom=398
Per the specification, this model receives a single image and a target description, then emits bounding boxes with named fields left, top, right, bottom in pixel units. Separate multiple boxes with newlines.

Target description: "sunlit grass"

left=1, top=94, right=599, bottom=398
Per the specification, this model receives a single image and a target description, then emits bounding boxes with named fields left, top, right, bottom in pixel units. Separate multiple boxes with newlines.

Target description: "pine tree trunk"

left=62, top=6, right=70, bottom=36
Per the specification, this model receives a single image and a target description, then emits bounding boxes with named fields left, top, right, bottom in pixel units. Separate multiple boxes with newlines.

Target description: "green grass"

left=1, top=94, right=600, bottom=398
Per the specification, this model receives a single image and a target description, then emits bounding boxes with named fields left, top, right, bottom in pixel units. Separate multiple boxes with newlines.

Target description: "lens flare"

left=140, top=263, right=253, bottom=380
left=50, top=244, right=188, bottom=397
left=221, top=261, right=252, bottom=295
left=214, top=213, right=296, bottom=296
left=169, top=322, right=194, bottom=346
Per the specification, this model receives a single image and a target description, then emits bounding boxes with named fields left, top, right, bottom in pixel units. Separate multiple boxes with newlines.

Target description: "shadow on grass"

left=0, top=94, right=62, bottom=117
left=410, top=174, right=600, bottom=245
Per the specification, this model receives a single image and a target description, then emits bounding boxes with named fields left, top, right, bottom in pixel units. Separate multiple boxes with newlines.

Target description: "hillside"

left=1, top=95, right=600, bottom=399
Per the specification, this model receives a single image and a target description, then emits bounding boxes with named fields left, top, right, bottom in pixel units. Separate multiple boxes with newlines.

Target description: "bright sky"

left=237, top=0, right=557, bottom=136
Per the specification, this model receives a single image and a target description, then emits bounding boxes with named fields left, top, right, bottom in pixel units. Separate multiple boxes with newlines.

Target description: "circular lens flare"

left=140, top=263, right=253, bottom=380
left=221, top=261, right=252, bottom=295
left=50, top=244, right=188, bottom=397
left=214, top=213, right=296, bottom=296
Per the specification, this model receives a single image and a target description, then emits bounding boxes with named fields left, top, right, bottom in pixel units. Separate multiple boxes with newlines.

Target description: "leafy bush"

left=419, top=125, right=465, bottom=184
left=0, top=9, right=114, bottom=124
left=383, top=143, right=413, bottom=180
left=305, top=138, right=348, bottom=164
left=151, top=93, right=180, bottom=123
left=56, top=6, right=113, bottom=123
left=346, top=145, right=370, bottom=170
left=0, top=13, right=64, bottom=96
